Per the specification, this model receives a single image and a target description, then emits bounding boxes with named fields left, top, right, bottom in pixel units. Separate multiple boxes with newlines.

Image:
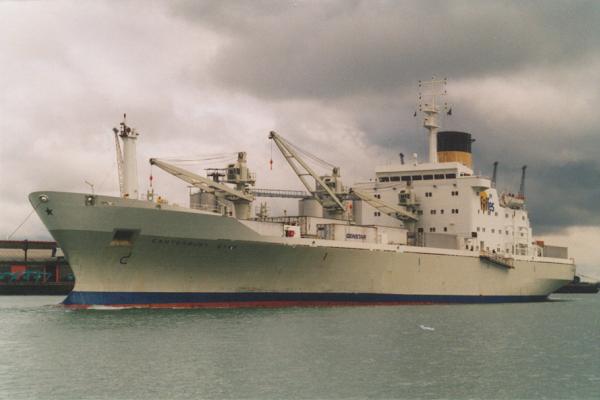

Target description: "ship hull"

left=30, top=191, right=575, bottom=308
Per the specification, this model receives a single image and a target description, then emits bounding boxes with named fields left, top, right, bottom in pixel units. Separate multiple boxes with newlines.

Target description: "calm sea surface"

left=0, top=295, right=598, bottom=399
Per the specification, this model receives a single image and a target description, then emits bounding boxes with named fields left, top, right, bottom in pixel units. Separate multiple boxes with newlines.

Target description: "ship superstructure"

left=29, top=79, right=575, bottom=307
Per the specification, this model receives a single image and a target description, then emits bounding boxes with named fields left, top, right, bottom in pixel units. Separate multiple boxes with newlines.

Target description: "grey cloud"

left=173, top=0, right=600, bottom=100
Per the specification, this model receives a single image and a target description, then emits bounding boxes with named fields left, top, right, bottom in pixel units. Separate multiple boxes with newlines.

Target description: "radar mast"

left=418, top=77, right=449, bottom=163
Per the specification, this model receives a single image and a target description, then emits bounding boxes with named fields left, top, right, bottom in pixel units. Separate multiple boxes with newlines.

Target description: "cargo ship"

left=30, top=79, right=575, bottom=308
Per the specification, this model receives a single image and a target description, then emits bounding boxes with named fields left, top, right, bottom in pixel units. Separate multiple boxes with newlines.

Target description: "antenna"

left=399, top=153, right=405, bottom=165
left=491, top=161, right=499, bottom=188
left=417, top=77, right=449, bottom=163
left=518, top=165, right=527, bottom=200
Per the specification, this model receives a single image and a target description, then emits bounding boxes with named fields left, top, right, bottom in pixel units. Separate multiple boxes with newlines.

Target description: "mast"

left=113, top=114, right=140, bottom=199
left=492, top=161, right=499, bottom=188
left=418, top=77, right=448, bottom=163
left=518, top=165, right=527, bottom=200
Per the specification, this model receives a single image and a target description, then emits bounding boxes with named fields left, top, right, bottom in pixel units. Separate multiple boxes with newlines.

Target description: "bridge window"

left=412, top=175, right=423, bottom=181
left=401, top=176, right=411, bottom=182
left=390, top=176, right=400, bottom=181
left=445, top=173, right=457, bottom=179
left=423, top=175, right=433, bottom=180
left=435, top=174, right=445, bottom=179
left=379, top=177, right=390, bottom=182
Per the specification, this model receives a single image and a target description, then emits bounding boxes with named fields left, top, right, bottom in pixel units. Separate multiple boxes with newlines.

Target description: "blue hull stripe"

left=63, top=291, right=548, bottom=306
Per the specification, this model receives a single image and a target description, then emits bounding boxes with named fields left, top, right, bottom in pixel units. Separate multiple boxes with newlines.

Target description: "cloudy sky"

left=1, top=0, right=598, bottom=277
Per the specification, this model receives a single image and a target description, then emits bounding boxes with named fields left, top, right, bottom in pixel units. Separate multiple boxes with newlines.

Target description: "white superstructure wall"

left=369, top=161, right=533, bottom=256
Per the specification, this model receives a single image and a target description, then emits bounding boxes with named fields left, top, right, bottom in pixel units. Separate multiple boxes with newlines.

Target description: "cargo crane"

left=150, top=152, right=256, bottom=219
left=269, top=131, right=348, bottom=219
left=269, top=131, right=417, bottom=222
left=349, top=188, right=418, bottom=221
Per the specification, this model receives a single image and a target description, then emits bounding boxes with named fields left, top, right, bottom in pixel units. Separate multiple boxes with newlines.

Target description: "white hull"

left=30, top=191, right=575, bottom=307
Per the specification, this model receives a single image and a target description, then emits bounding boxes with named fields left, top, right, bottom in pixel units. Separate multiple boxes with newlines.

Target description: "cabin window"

left=374, top=211, right=381, bottom=217
left=401, top=176, right=411, bottom=182
left=423, top=175, right=434, bottom=180
left=379, top=177, right=390, bottom=182
left=430, top=210, right=437, bottom=215
left=434, top=174, right=445, bottom=179
left=445, top=173, right=456, bottom=179
left=390, top=176, right=400, bottom=182
left=418, top=228, right=424, bottom=233
left=477, top=227, right=481, bottom=232
left=444, top=227, right=448, bottom=232
left=412, top=175, right=423, bottom=181
left=491, top=229, right=495, bottom=233
left=429, top=227, right=436, bottom=233
left=440, top=209, right=444, bottom=214
left=374, top=194, right=381, bottom=199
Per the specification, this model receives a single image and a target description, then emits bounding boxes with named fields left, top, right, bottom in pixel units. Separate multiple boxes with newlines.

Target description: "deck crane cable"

left=277, top=135, right=338, bottom=170
left=156, top=152, right=238, bottom=165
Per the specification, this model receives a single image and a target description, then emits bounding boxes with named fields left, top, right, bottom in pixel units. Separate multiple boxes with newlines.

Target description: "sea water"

left=0, top=294, right=598, bottom=399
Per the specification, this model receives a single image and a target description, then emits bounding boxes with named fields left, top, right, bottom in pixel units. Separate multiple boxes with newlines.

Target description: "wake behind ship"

left=30, top=79, right=575, bottom=308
